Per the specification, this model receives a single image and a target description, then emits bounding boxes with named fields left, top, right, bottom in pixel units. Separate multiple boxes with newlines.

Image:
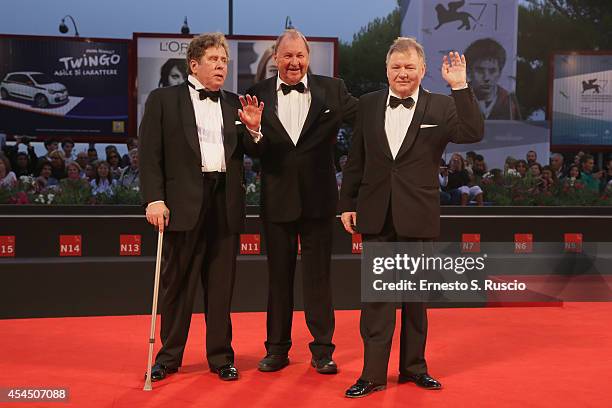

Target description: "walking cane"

left=144, top=229, right=164, bottom=391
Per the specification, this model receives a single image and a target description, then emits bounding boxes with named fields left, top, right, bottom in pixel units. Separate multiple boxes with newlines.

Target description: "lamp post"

left=58, top=15, right=80, bottom=37
left=181, top=16, right=190, bottom=35
left=228, top=0, right=234, bottom=35
left=285, top=16, right=294, bottom=29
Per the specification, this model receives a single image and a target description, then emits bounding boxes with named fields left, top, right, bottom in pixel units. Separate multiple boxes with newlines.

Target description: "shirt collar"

left=276, top=74, right=308, bottom=92
left=188, top=75, right=205, bottom=90
left=387, top=87, right=420, bottom=108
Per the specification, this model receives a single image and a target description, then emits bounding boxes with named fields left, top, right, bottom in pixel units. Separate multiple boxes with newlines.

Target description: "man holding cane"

left=140, top=32, right=263, bottom=382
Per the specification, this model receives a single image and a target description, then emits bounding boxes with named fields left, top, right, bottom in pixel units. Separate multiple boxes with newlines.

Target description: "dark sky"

left=1, top=0, right=398, bottom=42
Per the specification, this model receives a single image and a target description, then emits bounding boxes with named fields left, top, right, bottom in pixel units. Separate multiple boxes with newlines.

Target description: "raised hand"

left=441, top=51, right=467, bottom=89
left=238, top=94, right=264, bottom=132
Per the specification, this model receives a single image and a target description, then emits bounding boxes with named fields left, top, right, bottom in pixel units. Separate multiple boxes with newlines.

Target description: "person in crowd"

left=13, top=152, right=35, bottom=177
left=61, top=138, right=76, bottom=162
left=540, top=165, right=557, bottom=192
left=105, top=145, right=119, bottom=157
left=562, top=164, right=583, bottom=189
left=40, top=138, right=59, bottom=162
left=121, top=137, right=139, bottom=167
left=61, top=161, right=90, bottom=191
left=574, top=151, right=585, bottom=167
left=439, top=158, right=454, bottom=205
left=579, top=154, right=602, bottom=192
left=76, top=152, right=89, bottom=177
left=602, top=157, right=612, bottom=191
left=471, top=153, right=487, bottom=185
left=87, top=147, right=98, bottom=163
left=0, top=155, right=17, bottom=189
left=35, top=161, right=58, bottom=191
left=447, top=152, right=484, bottom=205
left=90, top=160, right=116, bottom=195
left=84, top=163, right=96, bottom=182
left=65, top=161, right=83, bottom=181
left=336, top=155, right=348, bottom=190
left=504, top=156, right=518, bottom=176
left=48, top=150, right=67, bottom=181
left=243, top=156, right=257, bottom=185
left=340, top=38, right=483, bottom=398
left=528, top=162, right=542, bottom=178
left=106, top=150, right=123, bottom=180
left=526, top=150, right=537, bottom=166
left=515, top=159, right=528, bottom=178
left=3, top=135, right=38, bottom=175
left=118, top=148, right=139, bottom=189
left=549, top=153, right=565, bottom=180
left=465, top=150, right=477, bottom=170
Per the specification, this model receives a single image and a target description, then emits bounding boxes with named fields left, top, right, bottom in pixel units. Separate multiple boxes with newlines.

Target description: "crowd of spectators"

left=0, top=136, right=140, bottom=203
left=434, top=150, right=612, bottom=205
left=2, top=134, right=611, bottom=207
left=331, top=145, right=612, bottom=206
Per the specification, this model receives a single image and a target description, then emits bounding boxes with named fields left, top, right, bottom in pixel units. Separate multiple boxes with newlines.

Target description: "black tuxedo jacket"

left=245, top=74, right=357, bottom=222
left=339, top=86, right=484, bottom=238
left=139, top=83, right=251, bottom=232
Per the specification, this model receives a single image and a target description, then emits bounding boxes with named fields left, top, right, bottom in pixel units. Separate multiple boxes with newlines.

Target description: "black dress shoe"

left=311, top=358, right=338, bottom=374
left=345, top=379, right=386, bottom=398
left=146, top=362, right=178, bottom=382
left=258, top=354, right=289, bottom=372
left=399, top=373, right=442, bottom=390
left=211, top=363, right=239, bottom=381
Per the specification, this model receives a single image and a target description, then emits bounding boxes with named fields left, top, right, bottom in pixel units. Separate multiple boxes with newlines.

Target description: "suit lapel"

left=220, top=91, right=237, bottom=162
left=261, top=79, right=293, bottom=144
left=395, top=87, right=430, bottom=160
left=179, top=83, right=202, bottom=163
left=297, top=74, right=325, bottom=144
left=377, top=88, right=393, bottom=160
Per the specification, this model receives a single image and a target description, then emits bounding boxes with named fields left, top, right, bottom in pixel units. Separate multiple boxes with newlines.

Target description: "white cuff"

left=247, top=126, right=263, bottom=143
left=146, top=200, right=165, bottom=209
left=451, top=83, right=469, bottom=91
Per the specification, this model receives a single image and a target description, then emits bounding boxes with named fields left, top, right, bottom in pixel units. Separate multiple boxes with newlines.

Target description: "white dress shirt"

left=188, top=75, right=226, bottom=172
left=276, top=75, right=311, bottom=145
left=384, top=88, right=420, bottom=159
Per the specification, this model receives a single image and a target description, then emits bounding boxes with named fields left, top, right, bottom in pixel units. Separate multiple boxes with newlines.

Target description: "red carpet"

left=1, top=305, right=611, bottom=408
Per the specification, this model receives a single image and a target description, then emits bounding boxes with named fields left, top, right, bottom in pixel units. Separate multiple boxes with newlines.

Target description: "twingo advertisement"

left=0, top=35, right=130, bottom=139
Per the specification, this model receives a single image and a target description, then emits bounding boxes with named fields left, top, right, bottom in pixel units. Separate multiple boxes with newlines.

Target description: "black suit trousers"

left=262, top=216, right=336, bottom=359
left=155, top=175, right=238, bottom=370
left=360, top=207, right=431, bottom=385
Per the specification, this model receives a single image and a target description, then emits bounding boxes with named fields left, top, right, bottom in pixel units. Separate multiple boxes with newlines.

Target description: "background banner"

left=401, top=0, right=520, bottom=120
left=551, top=53, right=612, bottom=149
left=135, top=34, right=337, bottom=128
left=0, top=35, right=130, bottom=139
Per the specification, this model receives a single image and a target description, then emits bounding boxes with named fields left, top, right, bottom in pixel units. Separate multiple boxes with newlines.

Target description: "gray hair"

left=551, top=153, right=564, bottom=161
left=274, top=29, right=310, bottom=54
left=386, top=37, right=426, bottom=66
left=186, top=32, right=230, bottom=74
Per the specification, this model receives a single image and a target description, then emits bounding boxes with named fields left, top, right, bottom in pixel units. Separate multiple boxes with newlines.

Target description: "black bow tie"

left=389, top=96, right=415, bottom=109
left=280, top=82, right=306, bottom=95
left=187, top=81, right=221, bottom=102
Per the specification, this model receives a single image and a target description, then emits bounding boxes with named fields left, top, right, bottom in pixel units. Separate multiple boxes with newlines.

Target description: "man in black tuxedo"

left=139, top=33, right=264, bottom=382
left=246, top=29, right=357, bottom=374
left=339, top=37, right=484, bottom=397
